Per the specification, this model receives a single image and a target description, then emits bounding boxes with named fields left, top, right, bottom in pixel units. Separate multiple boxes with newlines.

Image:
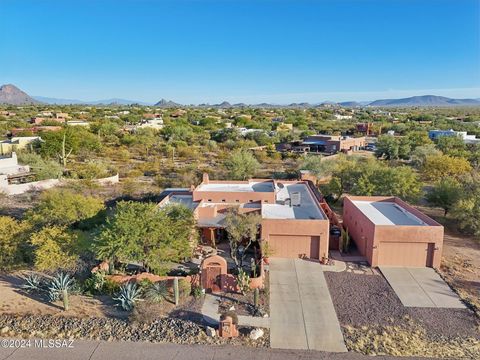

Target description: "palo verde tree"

left=94, top=201, right=195, bottom=274
left=224, top=208, right=262, bottom=269
left=224, top=148, right=260, bottom=180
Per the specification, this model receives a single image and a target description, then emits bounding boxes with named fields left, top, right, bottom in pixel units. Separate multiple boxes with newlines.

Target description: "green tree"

left=405, top=131, right=433, bottom=150
left=26, top=189, right=105, bottom=228
left=224, top=208, right=261, bottom=268
left=410, top=144, right=442, bottom=168
left=426, top=178, right=462, bottom=216
left=436, top=136, right=468, bottom=158
left=224, top=149, right=260, bottom=180
left=375, top=135, right=399, bottom=160
left=94, top=202, right=194, bottom=274
left=422, top=154, right=472, bottom=182
left=30, top=226, right=80, bottom=272
left=0, top=217, right=30, bottom=270
left=451, top=173, right=480, bottom=237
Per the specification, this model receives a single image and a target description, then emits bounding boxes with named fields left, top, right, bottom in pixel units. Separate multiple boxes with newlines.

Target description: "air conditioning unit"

left=291, top=192, right=301, bottom=206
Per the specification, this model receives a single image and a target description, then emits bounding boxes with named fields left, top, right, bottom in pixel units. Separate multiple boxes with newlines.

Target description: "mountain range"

left=1, top=84, right=480, bottom=108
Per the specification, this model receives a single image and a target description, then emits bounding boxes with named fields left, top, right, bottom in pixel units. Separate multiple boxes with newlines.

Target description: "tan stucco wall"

left=343, top=196, right=444, bottom=268
left=261, top=218, right=330, bottom=260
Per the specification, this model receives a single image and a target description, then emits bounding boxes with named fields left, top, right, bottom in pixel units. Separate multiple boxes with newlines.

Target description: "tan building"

left=160, top=174, right=330, bottom=261
left=302, top=135, right=366, bottom=154
left=0, top=137, right=42, bottom=155
left=343, top=196, right=444, bottom=268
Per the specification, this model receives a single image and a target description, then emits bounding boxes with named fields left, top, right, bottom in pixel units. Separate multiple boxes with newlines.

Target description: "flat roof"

left=196, top=181, right=274, bottom=193
left=262, top=183, right=324, bottom=220
left=351, top=200, right=427, bottom=226
left=164, top=194, right=198, bottom=211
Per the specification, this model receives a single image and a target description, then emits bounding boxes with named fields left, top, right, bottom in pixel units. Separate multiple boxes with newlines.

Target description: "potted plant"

left=260, top=241, right=273, bottom=265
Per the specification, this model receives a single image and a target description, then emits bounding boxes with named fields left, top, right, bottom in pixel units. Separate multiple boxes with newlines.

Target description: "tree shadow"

left=0, top=273, right=64, bottom=311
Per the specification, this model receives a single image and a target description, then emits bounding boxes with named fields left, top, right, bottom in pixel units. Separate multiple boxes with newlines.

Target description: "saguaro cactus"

left=173, top=277, right=179, bottom=306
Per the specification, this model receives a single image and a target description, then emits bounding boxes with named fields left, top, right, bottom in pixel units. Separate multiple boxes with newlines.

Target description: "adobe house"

left=159, top=173, right=330, bottom=262
left=343, top=196, right=444, bottom=268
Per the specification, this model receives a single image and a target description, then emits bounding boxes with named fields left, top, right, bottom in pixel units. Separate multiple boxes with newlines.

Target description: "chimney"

left=202, top=173, right=210, bottom=184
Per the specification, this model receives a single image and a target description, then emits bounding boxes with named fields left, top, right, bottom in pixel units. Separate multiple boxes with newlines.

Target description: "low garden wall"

left=1, top=173, right=120, bottom=196
left=0, top=178, right=61, bottom=195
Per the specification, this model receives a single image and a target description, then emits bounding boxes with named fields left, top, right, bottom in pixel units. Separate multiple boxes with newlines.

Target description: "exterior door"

left=205, top=266, right=222, bottom=293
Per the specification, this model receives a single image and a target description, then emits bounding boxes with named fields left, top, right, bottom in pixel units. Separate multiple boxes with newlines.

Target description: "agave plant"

left=145, top=281, right=168, bottom=304
left=21, top=273, right=44, bottom=293
left=48, top=272, right=75, bottom=311
left=114, top=282, right=142, bottom=311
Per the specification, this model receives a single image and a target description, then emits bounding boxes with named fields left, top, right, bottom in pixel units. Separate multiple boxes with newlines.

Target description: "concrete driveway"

left=379, top=267, right=465, bottom=308
left=269, top=258, right=347, bottom=352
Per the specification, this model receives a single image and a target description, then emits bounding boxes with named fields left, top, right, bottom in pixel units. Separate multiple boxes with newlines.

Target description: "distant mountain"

left=368, top=95, right=480, bottom=107
left=89, top=98, right=151, bottom=106
left=34, top=96, right=151, bottom=105
left=338, top=101, right=362, bottom=107
left=155, top=98, right=182, bottom=108
left=214, top=101, right=232, bottom=108
left=33, top=96, right=85, bottom=105
left=0, top=84, right=41, bottom=105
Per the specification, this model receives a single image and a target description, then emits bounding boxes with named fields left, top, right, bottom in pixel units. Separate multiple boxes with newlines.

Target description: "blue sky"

left=1, top=0, right=479, bottom=104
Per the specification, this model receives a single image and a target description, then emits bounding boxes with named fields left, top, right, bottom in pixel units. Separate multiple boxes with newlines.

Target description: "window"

left=264, top=200, right=268, bottom=203
left=208, top=199, right=212, bottom=202
left=222, top=199, right=226, bottom=202
left=236, top=200, right=239, bottom=203
left=249, top=200, right=253, bottom=202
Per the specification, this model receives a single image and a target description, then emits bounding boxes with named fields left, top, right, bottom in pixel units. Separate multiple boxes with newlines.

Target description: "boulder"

left=249, top=328, right=264, bottom=340
left=206, top=326, right=216, bottom=337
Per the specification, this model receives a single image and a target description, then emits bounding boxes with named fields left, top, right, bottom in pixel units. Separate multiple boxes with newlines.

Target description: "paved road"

left=380, top=266, right=465, bottom=308
left=0, top=340, right=436, bottom=360
left=269, top=258, right=347, bottom=352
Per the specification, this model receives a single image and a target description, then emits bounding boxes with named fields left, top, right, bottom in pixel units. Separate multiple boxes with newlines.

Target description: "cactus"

left=114, top=282, right=142, bottom=311
left=173, top=277, right=179, bottom=306
left=254, top=287, right=259, bottom=309
left=48, top=272, right=75, bottom=311
left=58, top=132, right=73, bottom=168
left=22, top=273, right=44, bottom=293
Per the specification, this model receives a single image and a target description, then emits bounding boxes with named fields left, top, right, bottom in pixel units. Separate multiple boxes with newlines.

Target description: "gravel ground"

left=324, top=271, right=480, bottom=340
left=0, top=314, right=269, bottom=347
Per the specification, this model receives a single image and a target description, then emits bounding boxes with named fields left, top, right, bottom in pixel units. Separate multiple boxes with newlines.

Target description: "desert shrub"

left=129, top=300, right=164, bottom=324
left=102, top=278, right=121, bottom=295
left=145, top=281, right=168, bottom=303
left=83, top=271, right=106, bottom=295
left=192, top=285, right=203, bottom=299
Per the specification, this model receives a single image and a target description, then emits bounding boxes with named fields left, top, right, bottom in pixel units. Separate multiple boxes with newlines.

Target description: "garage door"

left=378, top=242, right=433, bottom=267
left=268, top=235, right=320, bottom=259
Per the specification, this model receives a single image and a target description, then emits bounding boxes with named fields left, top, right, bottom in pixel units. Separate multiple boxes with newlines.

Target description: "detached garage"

left=343, top=196, right=444, bottom=268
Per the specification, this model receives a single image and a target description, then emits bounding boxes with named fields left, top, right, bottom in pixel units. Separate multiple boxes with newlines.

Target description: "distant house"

left=66, top=120, right=90, bottom=127
left=30, top=116, right=65, bottom=125
left=301, top=134, right=365, bottom=154
left=334, top=114, right=353, bottom=120
left=428, top=129, right=480, bottom=144
left=0, top=136, right=42, bottom=155
left=10, top=126, right=62, bottom=136
left=137, top=118, right=164, bottom=130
